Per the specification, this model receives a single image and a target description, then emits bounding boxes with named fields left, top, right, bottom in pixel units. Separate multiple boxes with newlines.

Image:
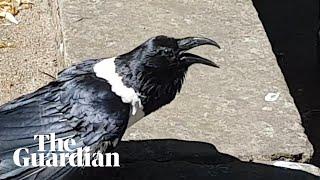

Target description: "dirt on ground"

left=0, top=0, right=63, bottom=104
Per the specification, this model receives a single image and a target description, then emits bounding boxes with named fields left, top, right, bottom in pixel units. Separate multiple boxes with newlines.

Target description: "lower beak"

left=177, top=37, right=220, bottom=68
left=180, top=53, right=219, bottom=68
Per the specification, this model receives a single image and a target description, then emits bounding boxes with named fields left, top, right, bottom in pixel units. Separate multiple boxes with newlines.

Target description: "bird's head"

left=115, top=35, right=220, bottom=114
left=119, top=35, right=220, bottom=70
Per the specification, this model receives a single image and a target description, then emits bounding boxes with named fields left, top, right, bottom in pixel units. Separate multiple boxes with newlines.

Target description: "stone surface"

left=57, top=0, right=313, bottom=162
left=64, top=140, right=319, bottom=180
left=0, top=0, right=63, bottom=105
left=272, top=161, right=320, bottom=176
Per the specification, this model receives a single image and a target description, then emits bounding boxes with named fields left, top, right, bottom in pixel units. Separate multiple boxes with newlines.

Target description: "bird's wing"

left=0, top=59, right=131, bottom=179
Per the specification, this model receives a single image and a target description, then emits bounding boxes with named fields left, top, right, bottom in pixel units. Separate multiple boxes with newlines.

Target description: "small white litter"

left=264, top=92, right=280, bottom=102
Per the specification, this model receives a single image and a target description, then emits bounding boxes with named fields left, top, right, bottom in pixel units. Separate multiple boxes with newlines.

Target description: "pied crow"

left=0, top=35, right=220, bottom=179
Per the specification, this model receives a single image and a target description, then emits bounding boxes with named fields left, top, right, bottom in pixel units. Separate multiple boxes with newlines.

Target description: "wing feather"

left=0, top=59, right=130, bottom=179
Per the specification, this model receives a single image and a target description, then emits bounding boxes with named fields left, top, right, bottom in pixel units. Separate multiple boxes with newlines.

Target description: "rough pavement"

left=0, top=0, right=63, bottom=104
left=57, top=0, right=313, bottom=162
left=0, top=0, right=318, bottom=178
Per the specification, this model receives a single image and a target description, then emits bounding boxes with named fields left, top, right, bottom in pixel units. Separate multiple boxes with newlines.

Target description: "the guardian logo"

left=13, top=133, right=120, bottom=167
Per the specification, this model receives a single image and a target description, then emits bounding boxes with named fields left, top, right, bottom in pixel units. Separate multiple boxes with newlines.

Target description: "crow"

left=0, top=35, right=220, bottom=179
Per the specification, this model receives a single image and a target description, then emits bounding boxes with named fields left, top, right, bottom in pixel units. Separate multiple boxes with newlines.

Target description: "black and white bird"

left=0, top=35, right=220, bottom=179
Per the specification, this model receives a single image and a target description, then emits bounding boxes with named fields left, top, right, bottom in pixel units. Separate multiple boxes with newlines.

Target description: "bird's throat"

left=93, top=57, right=145, bottom=127
left=94, top=56, right=185, bottom=118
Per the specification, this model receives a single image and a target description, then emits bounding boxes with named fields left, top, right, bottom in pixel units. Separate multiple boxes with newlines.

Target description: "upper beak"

left=177, top=37, right=220, bottom=68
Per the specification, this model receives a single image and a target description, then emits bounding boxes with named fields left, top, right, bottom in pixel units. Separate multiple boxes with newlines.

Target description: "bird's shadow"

left=64, top=139, right=318, bottom=180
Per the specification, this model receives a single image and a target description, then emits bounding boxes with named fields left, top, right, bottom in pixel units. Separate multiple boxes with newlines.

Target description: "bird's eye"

left=163, top=49, right=174, bottom=57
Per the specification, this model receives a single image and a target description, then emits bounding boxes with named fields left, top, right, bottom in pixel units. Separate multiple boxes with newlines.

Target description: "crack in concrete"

left=48, top=0, right=67, bottom=68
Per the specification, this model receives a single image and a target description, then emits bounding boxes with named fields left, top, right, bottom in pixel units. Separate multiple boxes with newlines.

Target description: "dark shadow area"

left=252, top=0, right=320, bottom=166
left=63, top=139, right=318, bottom=180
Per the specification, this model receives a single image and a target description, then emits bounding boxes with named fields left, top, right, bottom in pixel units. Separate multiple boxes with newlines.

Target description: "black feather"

left=0, top=59, right=130, bottom=179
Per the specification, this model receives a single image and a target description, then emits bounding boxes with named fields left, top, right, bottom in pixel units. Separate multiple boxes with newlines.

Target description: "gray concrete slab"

left=57, top=0, right=313, bottom=162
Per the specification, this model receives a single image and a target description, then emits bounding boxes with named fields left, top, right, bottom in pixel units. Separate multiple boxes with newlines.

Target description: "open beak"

left=177, top=37, right=220, bottom=68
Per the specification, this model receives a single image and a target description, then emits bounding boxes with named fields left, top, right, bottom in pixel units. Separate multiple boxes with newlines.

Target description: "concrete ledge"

left=57, top=0, right=313, bottom=162
left=62, top=140, right=319, bottom=179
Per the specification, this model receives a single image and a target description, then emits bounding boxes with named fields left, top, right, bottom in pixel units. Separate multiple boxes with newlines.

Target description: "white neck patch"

left=93, top=58, right=145, bottom=127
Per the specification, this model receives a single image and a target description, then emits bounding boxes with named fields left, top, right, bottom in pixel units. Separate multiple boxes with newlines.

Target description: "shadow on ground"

left=252, top=0, right=320, bottom=166
left=64, top=139, right=318, bottom=180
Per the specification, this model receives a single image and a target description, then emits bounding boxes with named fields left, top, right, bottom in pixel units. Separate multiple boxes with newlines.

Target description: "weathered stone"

left=0, top=0, right=62, bottom=104
left=272, top=161, right=320, bottom=176
left=57, top=0, right=313, bottom=162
